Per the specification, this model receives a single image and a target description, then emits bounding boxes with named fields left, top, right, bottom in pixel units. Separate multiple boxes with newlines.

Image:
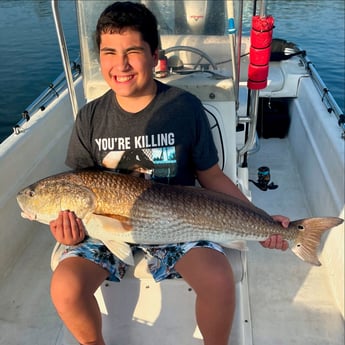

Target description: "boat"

left=0, top=0, right=344, bottom=344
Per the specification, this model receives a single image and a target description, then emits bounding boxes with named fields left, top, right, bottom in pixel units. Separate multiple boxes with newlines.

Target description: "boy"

left=50, top=2, right=289, bottom=345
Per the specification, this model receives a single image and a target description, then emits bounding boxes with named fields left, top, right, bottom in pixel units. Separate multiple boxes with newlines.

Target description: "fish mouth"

left=20, top=211, right=36, bottom=221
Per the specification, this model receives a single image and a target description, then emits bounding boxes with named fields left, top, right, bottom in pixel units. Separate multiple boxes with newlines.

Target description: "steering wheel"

left=164, top=45, right=217, bottom=70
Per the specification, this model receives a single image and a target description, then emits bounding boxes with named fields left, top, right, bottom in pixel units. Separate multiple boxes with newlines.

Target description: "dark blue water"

left=0, top=0, right=79, bottom=142
left=0, top=0, right=344, bottom=142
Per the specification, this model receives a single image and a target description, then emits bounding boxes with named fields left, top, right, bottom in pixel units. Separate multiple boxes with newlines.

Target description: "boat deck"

left=247, top=138, right=344, bottom=345
left=0, top=138, right=343, bottom=345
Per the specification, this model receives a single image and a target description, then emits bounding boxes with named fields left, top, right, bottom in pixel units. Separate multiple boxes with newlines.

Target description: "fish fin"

left=84, top=214, right=132, bottom=234
left=98, top=213, right=133, bottom=231
left=103, top=240, right=135, bottom=266
left=291, top=217, right=343, bottom=266
left=83, top=214, right=135, bottom=265
left=219, top=240, right=248, bottom=251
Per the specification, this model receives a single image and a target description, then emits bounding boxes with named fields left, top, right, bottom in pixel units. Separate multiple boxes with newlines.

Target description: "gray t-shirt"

left=66, top=80, right=218, bottom=185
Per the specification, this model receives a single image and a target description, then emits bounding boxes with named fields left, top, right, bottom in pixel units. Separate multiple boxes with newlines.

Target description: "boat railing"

left=12, top=60, right=81, bottom=136
left=12, top=0, right=82, bottom=137
left=301, top=53, right=345, bottom=139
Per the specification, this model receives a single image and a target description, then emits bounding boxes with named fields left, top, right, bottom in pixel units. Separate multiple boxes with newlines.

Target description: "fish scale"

left=16, top=169, right=343, bottom=266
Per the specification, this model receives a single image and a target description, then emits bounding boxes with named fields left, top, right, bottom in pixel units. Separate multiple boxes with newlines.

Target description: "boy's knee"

left=50, top=264, right=84, bottom=311
left=212, top=269, right=235, bottom=294
left=201, top=263, right=235, bottom=302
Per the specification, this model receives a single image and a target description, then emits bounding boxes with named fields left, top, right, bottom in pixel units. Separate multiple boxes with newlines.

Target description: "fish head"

left=16, top=177, right=96, bottom=224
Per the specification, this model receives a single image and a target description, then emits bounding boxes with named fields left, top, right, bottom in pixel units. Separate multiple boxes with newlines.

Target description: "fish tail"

left=291, top=217, right=343, bottom=266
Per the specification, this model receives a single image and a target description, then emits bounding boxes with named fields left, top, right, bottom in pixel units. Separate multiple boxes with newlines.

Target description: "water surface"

left=0, top=0, right=343, bottom=142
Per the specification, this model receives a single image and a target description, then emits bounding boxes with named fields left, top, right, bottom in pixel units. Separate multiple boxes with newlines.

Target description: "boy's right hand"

left=49, top=210, right=85, bottom=245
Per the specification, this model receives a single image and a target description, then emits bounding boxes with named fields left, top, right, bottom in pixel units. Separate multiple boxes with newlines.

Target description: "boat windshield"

left=76, top=0, right=239, bottom=100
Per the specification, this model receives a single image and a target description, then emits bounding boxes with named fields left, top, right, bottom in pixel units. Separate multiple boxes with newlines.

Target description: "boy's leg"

left=174, top=247, right=235, bottom=345
left=50, top=257, right=109, bottom=345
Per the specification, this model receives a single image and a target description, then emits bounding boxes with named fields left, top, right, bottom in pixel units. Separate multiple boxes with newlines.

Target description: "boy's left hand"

left=260, top=215, right=290, bottom=251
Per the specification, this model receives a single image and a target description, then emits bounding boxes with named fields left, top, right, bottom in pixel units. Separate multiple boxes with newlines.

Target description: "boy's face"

left=99, top=29, right=158, bottom=102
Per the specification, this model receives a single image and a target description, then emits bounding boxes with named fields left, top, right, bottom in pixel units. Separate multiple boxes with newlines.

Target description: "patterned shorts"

left=58, top=236, right=224, bottom=282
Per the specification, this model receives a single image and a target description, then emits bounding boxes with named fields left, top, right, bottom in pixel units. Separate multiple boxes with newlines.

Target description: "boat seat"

left=51, top=242, right=245, bottom=283
left=53, top=242, right=248, bottom=345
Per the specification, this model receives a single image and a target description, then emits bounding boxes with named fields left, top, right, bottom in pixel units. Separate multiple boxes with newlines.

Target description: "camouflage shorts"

left=58, top=236, right=224, bottom=282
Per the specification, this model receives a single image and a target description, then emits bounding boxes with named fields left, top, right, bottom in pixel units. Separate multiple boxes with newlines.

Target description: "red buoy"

left=247, top=15, right=274, bottom=90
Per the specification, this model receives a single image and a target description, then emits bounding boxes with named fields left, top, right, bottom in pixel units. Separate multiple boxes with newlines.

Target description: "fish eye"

left=26, top=190, right=35, bottom=197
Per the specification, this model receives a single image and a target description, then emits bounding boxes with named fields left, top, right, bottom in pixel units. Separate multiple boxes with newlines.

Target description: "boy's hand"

left=49, top=210, right=85, bottom=245
left=260, top=215, right=290, bottom=251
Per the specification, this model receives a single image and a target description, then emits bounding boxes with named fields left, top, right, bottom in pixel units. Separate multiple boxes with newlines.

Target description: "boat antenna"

left=51, top=0, right=79, bottom=118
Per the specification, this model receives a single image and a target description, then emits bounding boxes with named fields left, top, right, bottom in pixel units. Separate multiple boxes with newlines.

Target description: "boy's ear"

left=152, top=48, right=159, bottom=67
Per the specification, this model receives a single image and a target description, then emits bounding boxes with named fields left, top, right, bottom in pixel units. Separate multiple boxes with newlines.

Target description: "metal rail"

left=226, top=0, right=243, bottom=110
left=13, top=61, right=81, bottom=135
left=302, top=54, right=345, bottom=139
left=51, top=0, right=79, bottom=118
left=238, top=0, right=267, bottom=160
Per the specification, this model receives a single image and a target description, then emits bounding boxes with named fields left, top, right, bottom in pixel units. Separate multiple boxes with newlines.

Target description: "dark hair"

left=96, top=1, right=159, bottom=54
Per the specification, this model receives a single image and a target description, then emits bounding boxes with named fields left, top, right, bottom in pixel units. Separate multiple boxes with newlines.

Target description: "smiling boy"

left=49, top=3, right=289, bottom=345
